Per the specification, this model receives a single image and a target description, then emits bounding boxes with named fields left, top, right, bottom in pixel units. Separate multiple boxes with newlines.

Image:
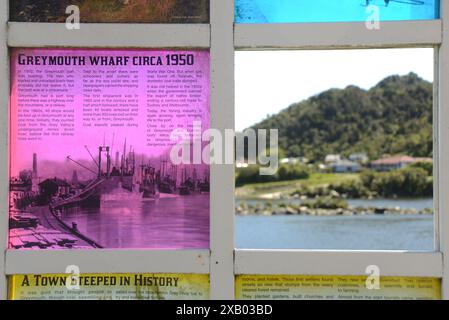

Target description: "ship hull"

left=121, top=176, right=134, bottom=192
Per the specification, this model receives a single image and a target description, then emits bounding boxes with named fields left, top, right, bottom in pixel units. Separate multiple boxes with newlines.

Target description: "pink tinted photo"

left=9, top=48, right=210, bottom=250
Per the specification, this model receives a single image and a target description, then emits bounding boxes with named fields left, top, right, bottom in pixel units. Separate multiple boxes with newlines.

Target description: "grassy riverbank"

left=236, top=173, right=359, bottom=199
left=236, top=163, right=432, bottom=201
left=236, top=166, right=433, bottom=217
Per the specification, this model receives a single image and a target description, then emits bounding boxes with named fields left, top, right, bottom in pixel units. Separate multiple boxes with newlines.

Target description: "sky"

left=235, top=48, right=434, bottom=131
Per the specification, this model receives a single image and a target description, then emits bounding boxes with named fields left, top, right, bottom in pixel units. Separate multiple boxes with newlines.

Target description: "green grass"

left=235, top=173, right=360, bottom=199
left=306, top=173, right=359, bottom=186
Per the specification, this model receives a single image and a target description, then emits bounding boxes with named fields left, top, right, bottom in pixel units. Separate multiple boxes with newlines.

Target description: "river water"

left=61, top=189, right=210, bottom=249
left=60, top=188, right=433, bottom=251
left=236, top=198, right=434, bottom=250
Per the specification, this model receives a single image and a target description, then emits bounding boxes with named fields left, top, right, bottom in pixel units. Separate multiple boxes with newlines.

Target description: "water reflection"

left=62, top=190, right=210, bottom=249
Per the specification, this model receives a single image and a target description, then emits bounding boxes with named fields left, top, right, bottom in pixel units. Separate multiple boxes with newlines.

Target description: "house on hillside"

left=370, top=155, right=431, bottom=172
left=280, top=157, right=309, bottom=165
left=349, top=152, right=369, bottom=164
left=325, top=154, right=341, bottom=164
left=330, top=160, right=361, bottom=173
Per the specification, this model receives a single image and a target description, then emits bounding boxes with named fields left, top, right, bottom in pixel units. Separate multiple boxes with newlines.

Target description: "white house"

left=280, top=157, right=309, bottom=165
left=330, top=160, right=361, bottom=173
left=324, top=154, right=341, bottom=164
left=349, top=152, right=369, bottom=164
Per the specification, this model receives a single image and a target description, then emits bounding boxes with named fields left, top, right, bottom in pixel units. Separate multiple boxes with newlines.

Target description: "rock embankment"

left=236, top=204, right=433, bottom=216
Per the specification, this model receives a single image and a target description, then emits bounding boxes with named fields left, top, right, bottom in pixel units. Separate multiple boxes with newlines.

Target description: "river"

left=59, top=189, right=433, bottom=251
left=61, top=190, right=210, bottom=249
left=236, top=198, right=434, bottom=250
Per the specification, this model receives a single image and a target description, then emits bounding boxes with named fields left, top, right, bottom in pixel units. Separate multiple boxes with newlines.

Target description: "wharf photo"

left=9, top=48, right=211, bottom=250
left=10, top=0, right=210, bottom=23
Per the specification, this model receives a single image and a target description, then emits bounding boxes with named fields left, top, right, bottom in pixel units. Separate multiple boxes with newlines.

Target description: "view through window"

left=235, top=48, right=434, bottom=250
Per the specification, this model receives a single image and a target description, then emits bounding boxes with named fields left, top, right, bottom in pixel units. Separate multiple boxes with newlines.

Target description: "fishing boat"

left=139, top=165, right=159, bottom=200
left=179, top=167, right=195, bottom=196
left=198, top=177, right=210, bottom=193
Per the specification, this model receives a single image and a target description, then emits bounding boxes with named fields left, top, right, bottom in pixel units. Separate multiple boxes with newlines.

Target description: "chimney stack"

left=32, top=153, right=37, bottom=178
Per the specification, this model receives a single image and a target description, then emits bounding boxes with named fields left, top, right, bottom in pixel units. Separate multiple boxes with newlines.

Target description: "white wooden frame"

left=0, top=0, right=448, bottom=300
left=235, top=250, right=443, bottom=277
left=7, top=23, right=211, bottom=48
left=438, top=0, right=449, bottom=300
left=5, top=250, right=210, bottom=275
left=235, top=20, right=442, bottom=49
left=0, top=1, right=232, bottom=300
left=210, top=0, right=235, bottom=300
left=0, top=0, right=9, bottom=301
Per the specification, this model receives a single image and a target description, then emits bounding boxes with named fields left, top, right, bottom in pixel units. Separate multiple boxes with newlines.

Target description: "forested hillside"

left=252, top=73, right=433, bottom=161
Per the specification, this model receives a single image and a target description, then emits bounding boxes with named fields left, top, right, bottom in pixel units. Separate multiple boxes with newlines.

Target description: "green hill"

left=252, top=73, right=433, bottom=162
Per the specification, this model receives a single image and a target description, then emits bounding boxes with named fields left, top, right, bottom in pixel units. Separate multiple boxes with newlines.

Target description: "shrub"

left=236, top=163, right=310, bottom=186
left=330, top=180, right=370, bottom=198
left=302, top=197, right=348, bottom=209
left=277, top=164, right=310, bottom=181
left=361, top=167, right=432, bottom=197
left=410, top=161, right=433, bottom=176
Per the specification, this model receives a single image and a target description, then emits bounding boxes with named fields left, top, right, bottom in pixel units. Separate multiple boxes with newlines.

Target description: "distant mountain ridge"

left=251, top=73, right=433, bottom=162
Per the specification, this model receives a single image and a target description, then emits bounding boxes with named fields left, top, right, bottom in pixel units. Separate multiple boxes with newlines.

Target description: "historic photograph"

left=9, top=48, right=211, bottom=250
left=10, top=0, right=209, bottom=23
